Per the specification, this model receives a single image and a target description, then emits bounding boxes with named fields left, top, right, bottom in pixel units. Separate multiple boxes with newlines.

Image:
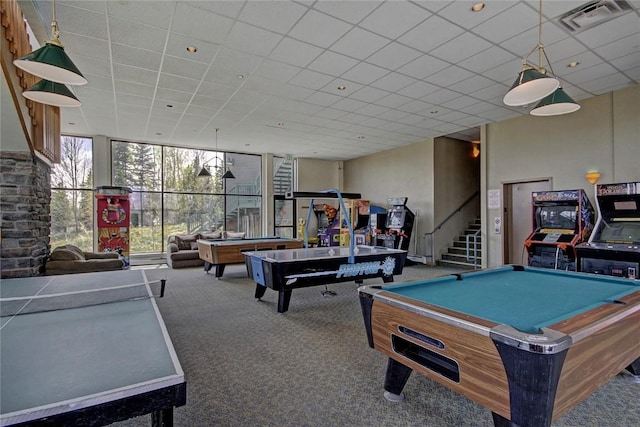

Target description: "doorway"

left=503, top=179, right=552, bottom=264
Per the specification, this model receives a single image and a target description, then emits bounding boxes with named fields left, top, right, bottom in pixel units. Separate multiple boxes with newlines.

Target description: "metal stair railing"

left=465, top=229, right=481, bottom=270
left=424, top=191, right=480, bottom=266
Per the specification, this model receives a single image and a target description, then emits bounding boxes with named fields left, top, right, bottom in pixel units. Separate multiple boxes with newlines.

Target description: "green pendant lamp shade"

left=530, top=87, right=581, bottom=116
left=503, top=67, right=559, bottom=107
left=222, top=168, right=235, bottom=179
left=14, top=42, right=87, bottom=86
left=22, top=79, right=81, bottom=107
left=197, top=166, right=212, bottom=178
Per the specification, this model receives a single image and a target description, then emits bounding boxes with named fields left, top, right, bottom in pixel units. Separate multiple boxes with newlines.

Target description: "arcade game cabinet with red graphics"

left=524, top=189, right=595, bottom=271
left=96, top=186, right=132, bottom=268
left=577, top=182, right=640, bottom=279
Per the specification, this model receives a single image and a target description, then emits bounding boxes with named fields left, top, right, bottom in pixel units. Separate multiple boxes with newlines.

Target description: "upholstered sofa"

left=166, top=231, right=246, bottom=269
left=45, top=244, right=125, bottom=275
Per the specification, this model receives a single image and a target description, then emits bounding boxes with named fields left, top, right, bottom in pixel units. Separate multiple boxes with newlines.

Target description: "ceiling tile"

left=341, top=62, right=389, bottom=85
left=398, top=15, right=465, bottom=52
left=224, top=21, right=283, bottom=56
left=269, top=37, right=324, bottom=67
left=307, top=51, right=359, bottom=75
left=472, top=2, right=538, bottom=44
left=365, top=42, right=423, bottom=70
left=359, top=1, right=431, bottom=40
left=171, top=2, right=234, bottom=43
left=238, top=1, right=308, bottom=34
left=329, top=27, right=390, bottom=60
left=288, top=9, right=353, bottom=48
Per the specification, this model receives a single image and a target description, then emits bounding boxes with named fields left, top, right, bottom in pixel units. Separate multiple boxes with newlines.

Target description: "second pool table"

left=359, top=265, right=640, bottom=427
left=197, top=237, right=303, bottom=278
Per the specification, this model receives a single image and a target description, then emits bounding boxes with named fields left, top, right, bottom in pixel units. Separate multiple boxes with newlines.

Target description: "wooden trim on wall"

left=1, top=0, right=59, bottom=164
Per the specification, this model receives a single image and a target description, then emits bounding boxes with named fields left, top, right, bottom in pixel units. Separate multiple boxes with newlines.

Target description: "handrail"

left=465, top=229, right=481, bottom=270
left=424, top=191, right=480, bottom=266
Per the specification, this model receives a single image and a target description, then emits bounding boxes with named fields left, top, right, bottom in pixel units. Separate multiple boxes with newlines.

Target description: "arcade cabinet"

left=96, top=186, right=132, bottom=268
left=369, top=205, right=387, bottom=246
left=341, top=199, right=370, bottom=246
left=577, top=182, right=640, bottom=279
left=378, top=197, right=414, bottom=252
left=524, top=189, right=595, bottom=271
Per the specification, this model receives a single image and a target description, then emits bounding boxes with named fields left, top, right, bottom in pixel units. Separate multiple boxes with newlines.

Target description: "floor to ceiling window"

left=111, top=141, right=261, bottom=254
left=50, top=136, right=94, bottom=251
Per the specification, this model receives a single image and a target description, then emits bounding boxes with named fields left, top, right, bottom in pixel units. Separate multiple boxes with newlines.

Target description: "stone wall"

left=0, top=151, right=51, bottom=278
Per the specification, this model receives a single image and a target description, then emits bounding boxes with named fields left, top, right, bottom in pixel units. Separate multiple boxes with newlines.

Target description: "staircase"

left=438, top=218, right=482, bottom=269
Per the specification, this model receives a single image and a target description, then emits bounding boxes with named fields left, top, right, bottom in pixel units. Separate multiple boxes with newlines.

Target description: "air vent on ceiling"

left=557, top=0, right=633, bottom=33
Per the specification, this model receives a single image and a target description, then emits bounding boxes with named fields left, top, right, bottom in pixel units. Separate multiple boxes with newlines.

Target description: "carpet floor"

left=114, top=263, right=639, bottom=427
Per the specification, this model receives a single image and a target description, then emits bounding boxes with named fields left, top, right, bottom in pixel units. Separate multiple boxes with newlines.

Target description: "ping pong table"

left=0, top=269, right=186, bottom=427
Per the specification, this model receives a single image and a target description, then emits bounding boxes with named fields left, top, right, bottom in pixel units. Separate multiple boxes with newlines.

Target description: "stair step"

left=441, top=253, right=482, bottom=262
left=437, top=259, right=481, bottom=269
left=453, top=242, right=482, bottom=250
left=447, top=247, right=481, bottom=256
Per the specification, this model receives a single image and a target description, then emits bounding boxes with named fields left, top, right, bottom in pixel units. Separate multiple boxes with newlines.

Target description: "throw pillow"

left=201, top=231, right=222, bottom=240
left=174, top=234, right=198, bottom=251
left=190, top=241, right=198, bottom=250
left=225, top=231, right=246, bottom=239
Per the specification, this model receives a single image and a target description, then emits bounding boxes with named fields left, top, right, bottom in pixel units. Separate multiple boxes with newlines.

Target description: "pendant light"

left=503, top=0, right=559, bottom=107
left=530, top=86, right=581, bottom=116
left=13, top=0, right=87, bottom=86
left=219, top=129, right=235, bottom=179
left=22, top=79, right=81, bottom=107
left=197, top=128, right=235, bottom=179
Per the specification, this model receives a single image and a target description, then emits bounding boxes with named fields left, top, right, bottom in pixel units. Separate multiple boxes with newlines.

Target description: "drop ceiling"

left=18, top=0, right=640, bottom=160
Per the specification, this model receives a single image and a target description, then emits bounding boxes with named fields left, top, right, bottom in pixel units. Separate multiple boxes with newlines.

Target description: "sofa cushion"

left=174, top=234, right=199, bottom=250
left=225, top=231, right=246, bottom=239
left=50, top=247, right=84, bottom=261
left=200, top=231, right=222, bottom=240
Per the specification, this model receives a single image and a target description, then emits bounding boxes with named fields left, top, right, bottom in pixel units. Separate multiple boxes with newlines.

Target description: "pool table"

left=197, top=237, right=303, bottom=278
left=358, top=265, right=640, bottom=427
left=245, top=245, right=406, bottom=313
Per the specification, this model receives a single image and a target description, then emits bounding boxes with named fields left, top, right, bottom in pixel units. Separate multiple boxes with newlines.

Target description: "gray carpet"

left=116, top=263, right=640, bottom=427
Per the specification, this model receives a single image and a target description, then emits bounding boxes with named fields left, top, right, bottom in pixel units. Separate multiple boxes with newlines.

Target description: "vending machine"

left=96, top=186, right=132, bottom=268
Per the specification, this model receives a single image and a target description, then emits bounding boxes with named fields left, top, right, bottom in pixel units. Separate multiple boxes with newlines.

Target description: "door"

left=274, top=195, right=296, bottom=238
left=503, top=179, right=552, bottom=264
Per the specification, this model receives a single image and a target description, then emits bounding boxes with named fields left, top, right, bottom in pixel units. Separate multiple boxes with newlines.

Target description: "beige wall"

left=484, top=84, right=640, bottom=267
left=294, top=158, right=344, bottom=226
left=343, top=139, right=435, bottom=256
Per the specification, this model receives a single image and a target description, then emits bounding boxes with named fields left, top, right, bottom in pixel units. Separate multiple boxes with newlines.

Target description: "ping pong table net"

left=0, top=280, right=166, bottom=317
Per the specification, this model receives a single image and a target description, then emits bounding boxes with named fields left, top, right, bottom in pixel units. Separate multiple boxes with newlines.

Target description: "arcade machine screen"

left=593, top=220, right=640, bottom=244
left=535, top=205, right=577, bottom=239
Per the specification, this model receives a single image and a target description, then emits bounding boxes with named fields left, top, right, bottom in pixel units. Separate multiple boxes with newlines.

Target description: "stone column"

left=0, top=151, right=51, bottom=278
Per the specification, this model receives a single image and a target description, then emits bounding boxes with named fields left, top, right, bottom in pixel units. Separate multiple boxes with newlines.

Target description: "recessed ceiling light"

left=186, top=46, right=197, bottom=53
left=471, top=3, right=485, bottom=12
left=337, top=85, right=346, bottom=91
left=568, top=61, right=580, bottom=68
left=430, top=109, right=438, bottom=114
left=237, top=74, right=245, bottom=79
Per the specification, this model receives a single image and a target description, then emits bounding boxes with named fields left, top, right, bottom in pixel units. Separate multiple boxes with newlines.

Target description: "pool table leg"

left=627, top=357, right=640, bottom=376
left=204, top=261, right=212, bottom=273
left=277, top=290, right=293, bottom=313
left=215, top=264, right=226, bottom=278
left=493, top=340, right=568, bottom=427
left=383, top=358, right=413, bottom=401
